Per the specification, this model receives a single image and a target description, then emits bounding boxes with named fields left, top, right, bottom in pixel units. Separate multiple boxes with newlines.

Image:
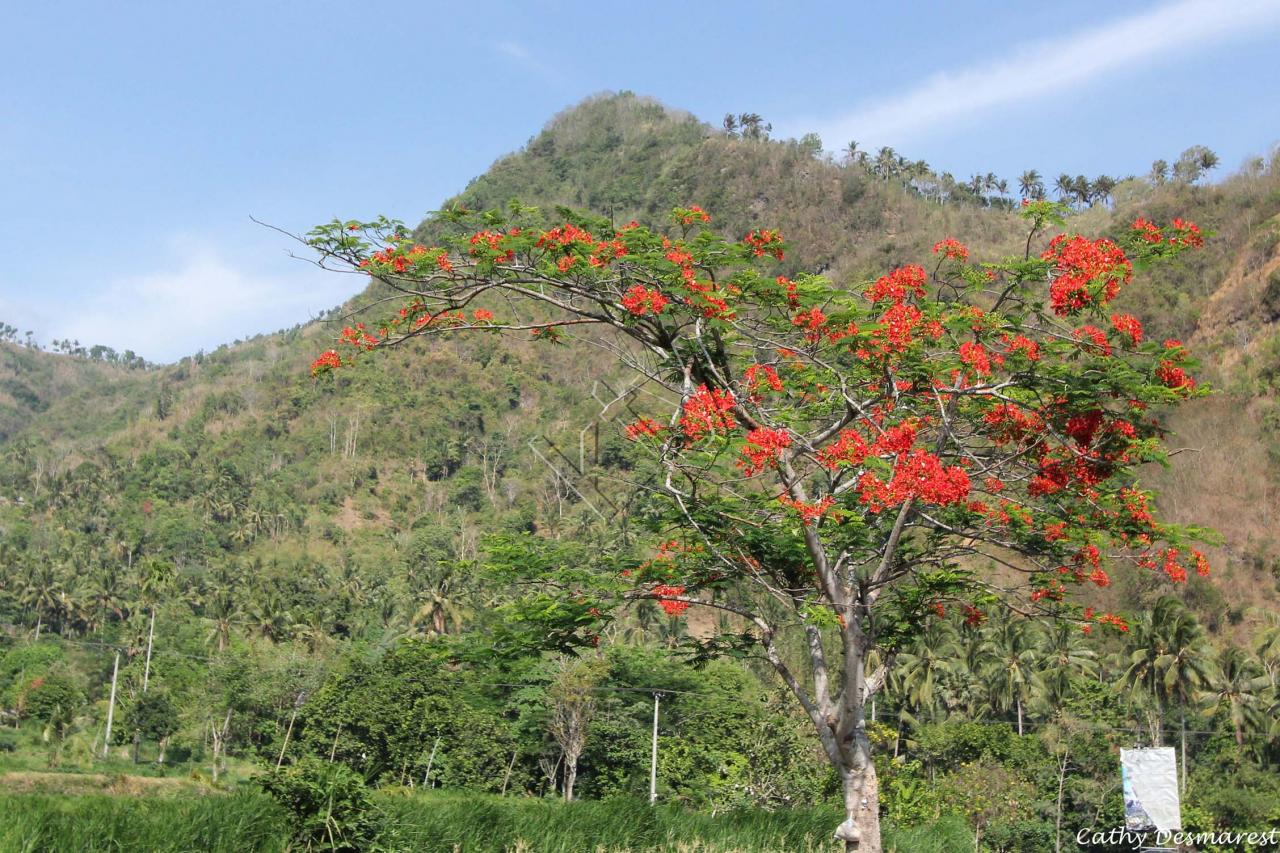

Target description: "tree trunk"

left=835, top=733, right=882, bottom=853
left=1179, top=712, right=1187, bottom=794
left=1054, top=749, right=1069, bottom=853
left=1017, top=698, right=1023, bottom=736
left=563, top=754, right=578, bottom=802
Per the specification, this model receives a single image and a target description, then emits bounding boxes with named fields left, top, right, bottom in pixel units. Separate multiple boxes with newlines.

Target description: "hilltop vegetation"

left=2, top=93, right=1280, bottom=850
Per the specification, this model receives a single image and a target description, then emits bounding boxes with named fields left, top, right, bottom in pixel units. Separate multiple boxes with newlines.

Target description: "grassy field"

left=0, top=780, right=976, bottom=852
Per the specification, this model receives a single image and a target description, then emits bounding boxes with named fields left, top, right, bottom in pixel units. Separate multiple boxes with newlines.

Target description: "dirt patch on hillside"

left=0, top=770, right=211, bottom=797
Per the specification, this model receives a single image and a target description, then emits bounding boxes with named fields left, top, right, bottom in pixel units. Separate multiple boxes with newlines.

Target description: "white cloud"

left=785, top=0, right=1280, bottom=150
left=492, top=40, right=561, bottom=81
left=44, top=237, right=357, bottom=363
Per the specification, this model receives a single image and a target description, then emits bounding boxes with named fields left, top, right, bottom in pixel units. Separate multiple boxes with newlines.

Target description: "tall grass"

left=378, top=791, right=975, bottom=853
left=380, top=791, right=835, bottom=852
left=0, top=791, right=287, bottom=853
left=0, top=788, right=974, bottom=852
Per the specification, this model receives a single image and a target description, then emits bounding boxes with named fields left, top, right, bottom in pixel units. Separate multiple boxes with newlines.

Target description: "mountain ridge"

left=2, top=91, right=1279, bottom=639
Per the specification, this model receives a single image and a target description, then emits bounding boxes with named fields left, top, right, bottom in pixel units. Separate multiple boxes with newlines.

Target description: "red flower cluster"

left=1110, top=313, right=1143, bottom=346
left=1001, top=334, right=1041, bottom=362
left=1169, top=218, right=1204, bottom=248
left=340, top=324, right=380, bottom=351
left=857, top=449, right=971, bottom=512
left=675, top=205, right=711, bottom=224
left=621, top=286, right=669, bottom=316
left=680, top=385, right=737, bottom=440
left=792, top=307, right=828, bottom=343
left=818, top=420, right=918, bottom=469
left=1072, top=325, right=1112, bottom=357
left=744, top=228, right=785, bottom=260
left=624, top=417, right=664, bottom=440
left=774, top=276, right=800, bottom=307
left=683, top=280, right=736, bottom=320
left=361, top=243, right=433, bottom=274
left=982, top=404, right=1044, bottom=446
left=932, top=238, right=969, bottom=262
left=536, top=223, right=595, bottom=249
left=962, top=605, right=986, bottom=628
left=738, top=427, right=792, bottom=474
left=652, top=584, right=689, bottom=617
left=1041, top=234, right=1132, bottom=316
left=959, top=341, right=996, bottom=376
left=1096, top=613, right=1129, bottom=633
left=778, top=494, right=835, bottom=525
left=310, top=349, right=341, bottom=376
left=1131, top=218, right=1163, bottom=244
left=743, top=363, right=784, bottom=399
left=866, top=264, right=927, bottom=303
left=859, top=303, right=924, bottom=357
left=1064, top=410, right=1104, bottom=446
left=1156, top=339, right=1195, bottom=393
left=468, top=228, right=520, bottom=264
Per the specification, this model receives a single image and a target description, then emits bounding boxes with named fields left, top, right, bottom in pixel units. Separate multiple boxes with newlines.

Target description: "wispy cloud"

left=787, top=0, right=1280, bottom=150
left=40, top=235, right=356, bottom=363
left=492, top=40, right=562, bottom=81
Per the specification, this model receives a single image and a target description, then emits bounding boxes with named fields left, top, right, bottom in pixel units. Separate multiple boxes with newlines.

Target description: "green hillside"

left=2, top=93, right=1280, bottom=850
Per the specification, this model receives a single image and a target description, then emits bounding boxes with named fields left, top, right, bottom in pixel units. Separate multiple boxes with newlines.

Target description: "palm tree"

left=1201, top=646, right=1270, bottom=747
left=248, top=590, right=294, bottom=641
left=983, top=620, right=1042, bottom=734
left=1090, top=175, right=1117, bottom=207
left=950, top=627, right=997, bottom=718
left=1018, top=169, right=1044, bottom=200
left=200, top=566, right=239, bottom=652
left=1152, top=600, right=1214, bottom=790
left=1254, top=610, right=1280, bottom=682
left=1039, top=621, right=1098, bottom=710
left=894, top=621, right=959, bottom=723
left=404, top=563, right=471, bottom=637
left=1071, top=175, right=1092, bottom=207
left=874, top=147, right=898, bottom=179
left=20, top=564, right=64, bottom=639
left=1122, top=597, right=1214, bottom=756
left=1053, top=173, right=1074, bottom=202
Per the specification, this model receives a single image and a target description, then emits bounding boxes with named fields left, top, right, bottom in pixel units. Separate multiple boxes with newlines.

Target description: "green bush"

left=259, top=757, right=382, bottom=852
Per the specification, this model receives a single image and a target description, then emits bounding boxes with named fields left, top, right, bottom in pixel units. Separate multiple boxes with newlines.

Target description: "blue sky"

left=2, top=0, right=1278, bottom=363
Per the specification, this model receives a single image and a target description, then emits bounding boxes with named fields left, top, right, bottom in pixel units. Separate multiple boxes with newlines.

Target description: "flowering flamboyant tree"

left=307, top=202, right=1208, bottom=851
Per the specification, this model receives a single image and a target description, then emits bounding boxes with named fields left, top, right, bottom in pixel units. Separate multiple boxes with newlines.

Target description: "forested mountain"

left=2, top=92, right=1280, bottom=849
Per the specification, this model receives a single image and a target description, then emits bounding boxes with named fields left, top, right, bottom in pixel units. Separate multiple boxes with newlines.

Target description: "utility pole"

left=649, top=692, right=662, bottom=805
left=276, top=692, right=306, bottom=769
left=142, top=609, right=156, bottom=693
left=102, top=649, right=120, bottom=759
left=423, top=734, right=441, bottom=788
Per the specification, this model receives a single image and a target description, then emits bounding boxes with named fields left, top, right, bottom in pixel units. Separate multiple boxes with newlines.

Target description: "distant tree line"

left=720, top=110, right=1220, bottom=211
left=1, top=322, right=151, bottom=370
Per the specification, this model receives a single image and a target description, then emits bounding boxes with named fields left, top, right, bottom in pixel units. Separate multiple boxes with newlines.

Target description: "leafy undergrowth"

left=0, top=787, right=974, bottom=853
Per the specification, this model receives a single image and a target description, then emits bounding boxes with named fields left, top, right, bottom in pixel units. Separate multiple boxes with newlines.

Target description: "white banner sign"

left=1120, top=747, right=1181, bottom=833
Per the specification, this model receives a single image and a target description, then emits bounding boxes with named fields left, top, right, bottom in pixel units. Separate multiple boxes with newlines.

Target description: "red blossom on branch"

left=932, top=237, right=969, bottom=261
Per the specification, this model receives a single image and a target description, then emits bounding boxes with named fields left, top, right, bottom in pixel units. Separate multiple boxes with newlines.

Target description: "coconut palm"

left=1201, top=646, right=1270, bottom=747
left=1090, top=175, right=1117, bottom=207
left=1054, top=173, right=1074, bottom=202
left=983, top=619, right=1042, bottom=734
left=1018, top=169, right=1044, bottom=200
left=894, top=620, right=960, bottom=723
left=1039, top=620, right=1099, bottom=710
left=1151, top=600, right=1214, bottom=789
